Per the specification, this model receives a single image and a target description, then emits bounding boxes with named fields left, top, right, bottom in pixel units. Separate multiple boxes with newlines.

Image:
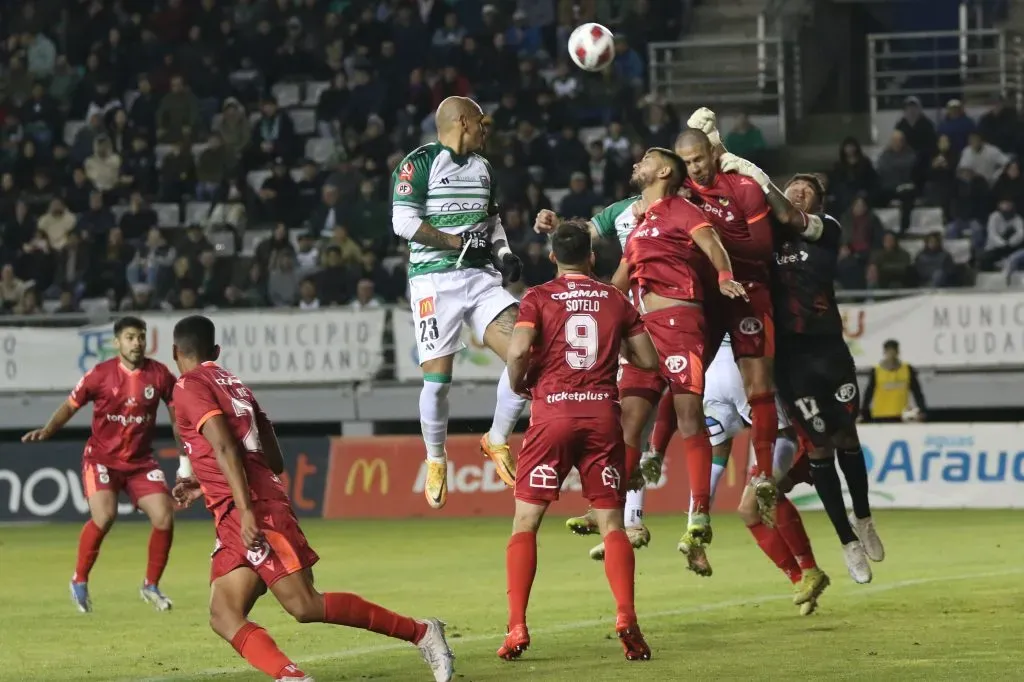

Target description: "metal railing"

left=648, top=34, right=787, bottom=141
left=867, top=26, right=1018, bottom=143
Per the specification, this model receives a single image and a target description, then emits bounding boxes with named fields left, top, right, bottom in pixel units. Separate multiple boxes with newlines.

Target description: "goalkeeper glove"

left=495, top=248, right=523, bottom=283
left=718, top=152, right=771, bottom=193
left=457, top=231, right=491, bottom=266
left=687, top=107, right=722, bottom=149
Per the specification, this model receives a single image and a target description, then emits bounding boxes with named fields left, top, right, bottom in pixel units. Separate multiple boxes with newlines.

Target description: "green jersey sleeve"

left=391, top=147, right=433, bottom=211
left=591, top=196, right=640, bottom=239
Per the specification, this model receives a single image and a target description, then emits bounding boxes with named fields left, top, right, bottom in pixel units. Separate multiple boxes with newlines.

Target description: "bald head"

left=435, top=96, right=487, bottom=154
left=675, top=127, right=715, bottom=186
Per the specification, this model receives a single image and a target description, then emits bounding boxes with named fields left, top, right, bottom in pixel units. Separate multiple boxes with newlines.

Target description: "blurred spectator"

left=315, top=245, right=352, bottom=305
left=128, top=76, right=158, bottom=138
left=612, top=36, right=644, bottom=89
left=160, top=141, right=197, bottom=202
left=0, top=263, right=28, bottom=312
left=256, top=224, right=296, bottom=271
left=268, top=250, right=300, bottom=307
left=952, top=168, right=992, bottom=223
left=345, top=180, right=387, bottom=252
left=108, top=109, right=133, bottom=156
left=120, top=283, right=159, bottom=312
left=724, top=112, right=767, bottom=163
left=196, top=133, right=231, bottom=200
left=841, top=194, right=883, bottom=257
left=240, top=261, right=269, bottom=307
left=560, top=172, right=602, bottom=219
left=22, top=82, right=60, bottom=151
left=836, top=245, right=868, bottom=290
left=586, top=140, right=624, bottom=199
left=523, top=181, right=553, bottom=218
left=121, top=135, right=158, bottom=196
left=632, top=97, right=678, bottom=150
left=195, top=248, right=228, bottom=306
left=174, top=286, right=200, bottom=311
left=350, top=250, right=394, bottom=301
left=521, top=241, right=556, bottom=286
left=550, top=126, right=589, bottom=188
left=298, top=277, right=320, bottom=310
left=309, top=184, right=342, bottom=238
left=256, top=158, right=299, bottom=225
left=868, top=231, right=913, bottom=289
left=946, top=211, right=986, bottom=254
left=937, top=100, right=976, bottom=156
left=18, top=229, right=54, bottom=292
left=54, top=287, right=80, bottom=314
left=603, top=121, right=632, bottom=167
left=27, top=31, right=57, bottom=79
left=924, top=135, right=958, bottom=213
left=37, top=198, right=75, bottom=250
left=350, top=278, right=383, bottom=310
left=13, top=286, right=41, bottom=315
left=215, top=98, right=251, bottom=166
left=77, top=192, right=115, bottom=244
left=127, top=227, right=175, bottom=290
left=250, top=97, right=296, bottom=167
left=914, top=233, right=957, bottom=287
left=876, top=130, right=918, bottom=233
left=295, top=232, right=320, bottom=274
left=156, top=75, right=202, bottom=144
left=992, top=158, right=1024, bottom=210
left=205, top=181, right=247, bottom=233
left=51, top=229, right=90, bottom=298
left=24, top=170, right=57, bottom=216
left=981, top=198, right=1024, bottom=270
left=119, top=192, right=159, bottom=244
left=978, top=96, right=1019, bottom=154
left=91, top=227, right=133, bottom=300
left=828, top=137, right=877, bottom=217
left=179, top=224, right=213, bottom=265
left=550, top=60, right=582, bottom=101
left=330, top=225, right=365, bottom=266
left=958, top=131, right=1009, bottom=187
left=896, top=96, right=937, bottom=158
left=295, top=159, right=324, bottom=219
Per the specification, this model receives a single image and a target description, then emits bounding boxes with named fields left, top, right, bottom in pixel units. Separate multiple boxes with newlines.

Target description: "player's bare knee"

left=91, top=512, right=116, bottom=533
left=674, top=398, right=704, bottom=437
left=593, top=507, right=625, bottom=535
left=284, top=592, right=325, bottom=624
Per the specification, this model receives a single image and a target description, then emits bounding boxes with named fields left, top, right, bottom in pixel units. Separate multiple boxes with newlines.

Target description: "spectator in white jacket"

left=980, top=198, right=1024, bottom=270
left=958, top=132, right=1009, bottom=186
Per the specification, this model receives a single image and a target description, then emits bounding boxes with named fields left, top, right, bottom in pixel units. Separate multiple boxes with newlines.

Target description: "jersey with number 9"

left=172, top=361, right=288, bottom=522
left=516, top=274, right=645, bottom=421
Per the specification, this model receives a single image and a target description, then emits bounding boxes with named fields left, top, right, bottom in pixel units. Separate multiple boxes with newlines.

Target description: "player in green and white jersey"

left=391, top=96, right=525, bottom=510
left=533, top=198, right=663, bottom=558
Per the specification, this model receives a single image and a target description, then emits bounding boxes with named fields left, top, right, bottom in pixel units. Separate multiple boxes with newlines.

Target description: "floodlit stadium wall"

left=1, top=424, right=1022, bottom=522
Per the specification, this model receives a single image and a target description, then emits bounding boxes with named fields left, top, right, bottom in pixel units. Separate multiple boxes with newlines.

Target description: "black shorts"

left=775, top=334, right=859, bottom=447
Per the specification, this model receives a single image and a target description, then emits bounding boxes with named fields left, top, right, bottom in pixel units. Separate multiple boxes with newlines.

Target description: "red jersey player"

left=22, top=316, right=179, bottom=613
left=168, top=315, right=454, bottom=682
left=676, top=120, right=812, bottom=525
left=622, top=147, right=745, bottom=567
left=500, top=221, right=659, bottom=662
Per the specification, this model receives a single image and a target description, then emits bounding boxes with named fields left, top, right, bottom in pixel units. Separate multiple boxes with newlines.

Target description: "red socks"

left=682, top=433, right=713, bottom=514
left=625, top=445, right=641, bottom=480
left=748, top=522, right=802, bottom=584
left=748, top=393, right=778, bottom=477
left=650, top=391, right=676, bottom=454
left=323, top=592, right=426, bottom=643
left=145, top=527, right=173, bottom=586
left=230, top=622, right=300, bottom=678
left=602, top=529, right=638, bottom=624
left=505, top=531, right=538, bottom=628
left=73, top=520, right=107, bottom=582
left=775, top=497, right=818, bottom=570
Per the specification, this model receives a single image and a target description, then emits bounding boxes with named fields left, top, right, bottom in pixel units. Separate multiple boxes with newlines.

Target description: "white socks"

left=624, top=487, right=645, bottom=528
left=487, top=368, right=527, bottom=446
left=419, top=377, right=451, bottom=463
left=773, top=433, right=798, bottom=480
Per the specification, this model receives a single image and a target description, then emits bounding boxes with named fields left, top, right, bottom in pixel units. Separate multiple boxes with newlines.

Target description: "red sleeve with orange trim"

left=734, top=175, right=772, bottom=226
left=172, top=375, right=223, bottom=434
left=68, top=367, right=99, bottom=409
left=515, top=289, right=540, bottom=330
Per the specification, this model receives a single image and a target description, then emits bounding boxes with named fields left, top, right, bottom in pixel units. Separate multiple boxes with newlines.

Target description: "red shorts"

left=516, top=414, right=626, bottom=509
left=618, top=361, right=666, bottom=404
left=722, top=281, right=775, bottom=359
left=641, top=305, right=707, bottom=396
left=82, top=457, right=169, bottom=505
left=210, top=499, right=319, bottom=587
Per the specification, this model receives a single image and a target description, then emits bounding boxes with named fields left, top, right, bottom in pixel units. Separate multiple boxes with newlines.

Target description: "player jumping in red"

left=675, top=115, right=815, bottom=526
left=622, top=148, right=746, bottom=572
left=168, top=315, right=454, bottom=682
left=22, top=316, right=179, bottom=613
left=500, top=221, right=659, bottom=662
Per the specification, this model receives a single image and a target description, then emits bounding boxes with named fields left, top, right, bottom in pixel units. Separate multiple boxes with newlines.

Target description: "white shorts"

left=703, top=341, right=790, bottom=447
left=408, top=267, right=518, bottom=364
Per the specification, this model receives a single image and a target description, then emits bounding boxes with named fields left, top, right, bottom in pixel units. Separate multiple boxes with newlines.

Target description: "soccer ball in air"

left=568, top=23, right=615, bottom=72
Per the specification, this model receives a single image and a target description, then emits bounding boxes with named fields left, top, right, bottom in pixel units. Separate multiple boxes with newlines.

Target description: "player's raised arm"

left=534, top=208, right=602, bottom=242
left=690, top=226, right=748, bottom=300
left=22, top=370, right=94, bottom=442
left=611, top=258, right=630, bottom=292
left=719, top=153, right=826, bottom=240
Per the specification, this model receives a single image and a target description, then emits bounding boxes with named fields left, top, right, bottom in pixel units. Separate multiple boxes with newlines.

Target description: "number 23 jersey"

left=516, top=274, right=645, bottom=421
left=173, top=361, right=288, bottom=522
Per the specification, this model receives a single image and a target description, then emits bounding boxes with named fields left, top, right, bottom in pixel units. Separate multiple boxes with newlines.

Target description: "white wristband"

left=177, top=455, right=193, bottom=478
left=497, top=246, right=512, bottom=259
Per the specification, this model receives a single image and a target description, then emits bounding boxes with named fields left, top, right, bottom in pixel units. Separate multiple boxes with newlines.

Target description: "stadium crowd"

left=0, top=0, right=1021, bottom=319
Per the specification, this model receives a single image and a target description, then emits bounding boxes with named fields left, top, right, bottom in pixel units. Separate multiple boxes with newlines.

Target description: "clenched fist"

left=687, top=107, right=721, bottom=148
left=533, top=209, right=560, bottom=234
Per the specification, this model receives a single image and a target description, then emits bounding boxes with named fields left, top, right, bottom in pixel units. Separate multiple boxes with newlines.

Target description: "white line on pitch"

left=132, top=567, right=1024, bottom=682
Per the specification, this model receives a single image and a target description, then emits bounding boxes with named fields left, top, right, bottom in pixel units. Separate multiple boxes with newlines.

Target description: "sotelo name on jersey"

left=553, top=288, right=608, bottom=312
left=545, top=390, right=611, bottom=404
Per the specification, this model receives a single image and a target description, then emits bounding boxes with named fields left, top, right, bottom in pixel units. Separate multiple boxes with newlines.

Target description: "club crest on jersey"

left=398, top=162, right=415, bottom=180
left=811, top=416, right=826, bottom=432
left=601, top=466, right=621, bottom=489
left=246, top=541, right=271, bottom=567
left=717, top=197, right=730, bottom=207
left=738, top=317, right=763, bottom=335
left=418, top=296, right=435, bottom=318
left=144, top=385, right=155, bottom=400
left=567, top=280, right=576, bottom=289
left=834, top=383, right=857, bottom=403
left=529, top=464, right=559, bottom=489
left=664, top=355, right=688, bottom=374
left=396, top=181, right=413, bottom=196
left=479, top=175, right=490, bottom=188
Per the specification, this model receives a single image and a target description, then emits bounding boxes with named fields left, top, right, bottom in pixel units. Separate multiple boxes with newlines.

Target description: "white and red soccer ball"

left=568, top=23, right=615, bottom=72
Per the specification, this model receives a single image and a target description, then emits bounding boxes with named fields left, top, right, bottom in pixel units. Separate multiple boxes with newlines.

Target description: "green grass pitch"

left=1, top=510, right=1022, bottom=681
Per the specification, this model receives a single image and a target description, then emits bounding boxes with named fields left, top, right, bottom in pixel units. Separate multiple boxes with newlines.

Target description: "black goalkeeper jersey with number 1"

left=771, top=213, right=845, bottom=337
